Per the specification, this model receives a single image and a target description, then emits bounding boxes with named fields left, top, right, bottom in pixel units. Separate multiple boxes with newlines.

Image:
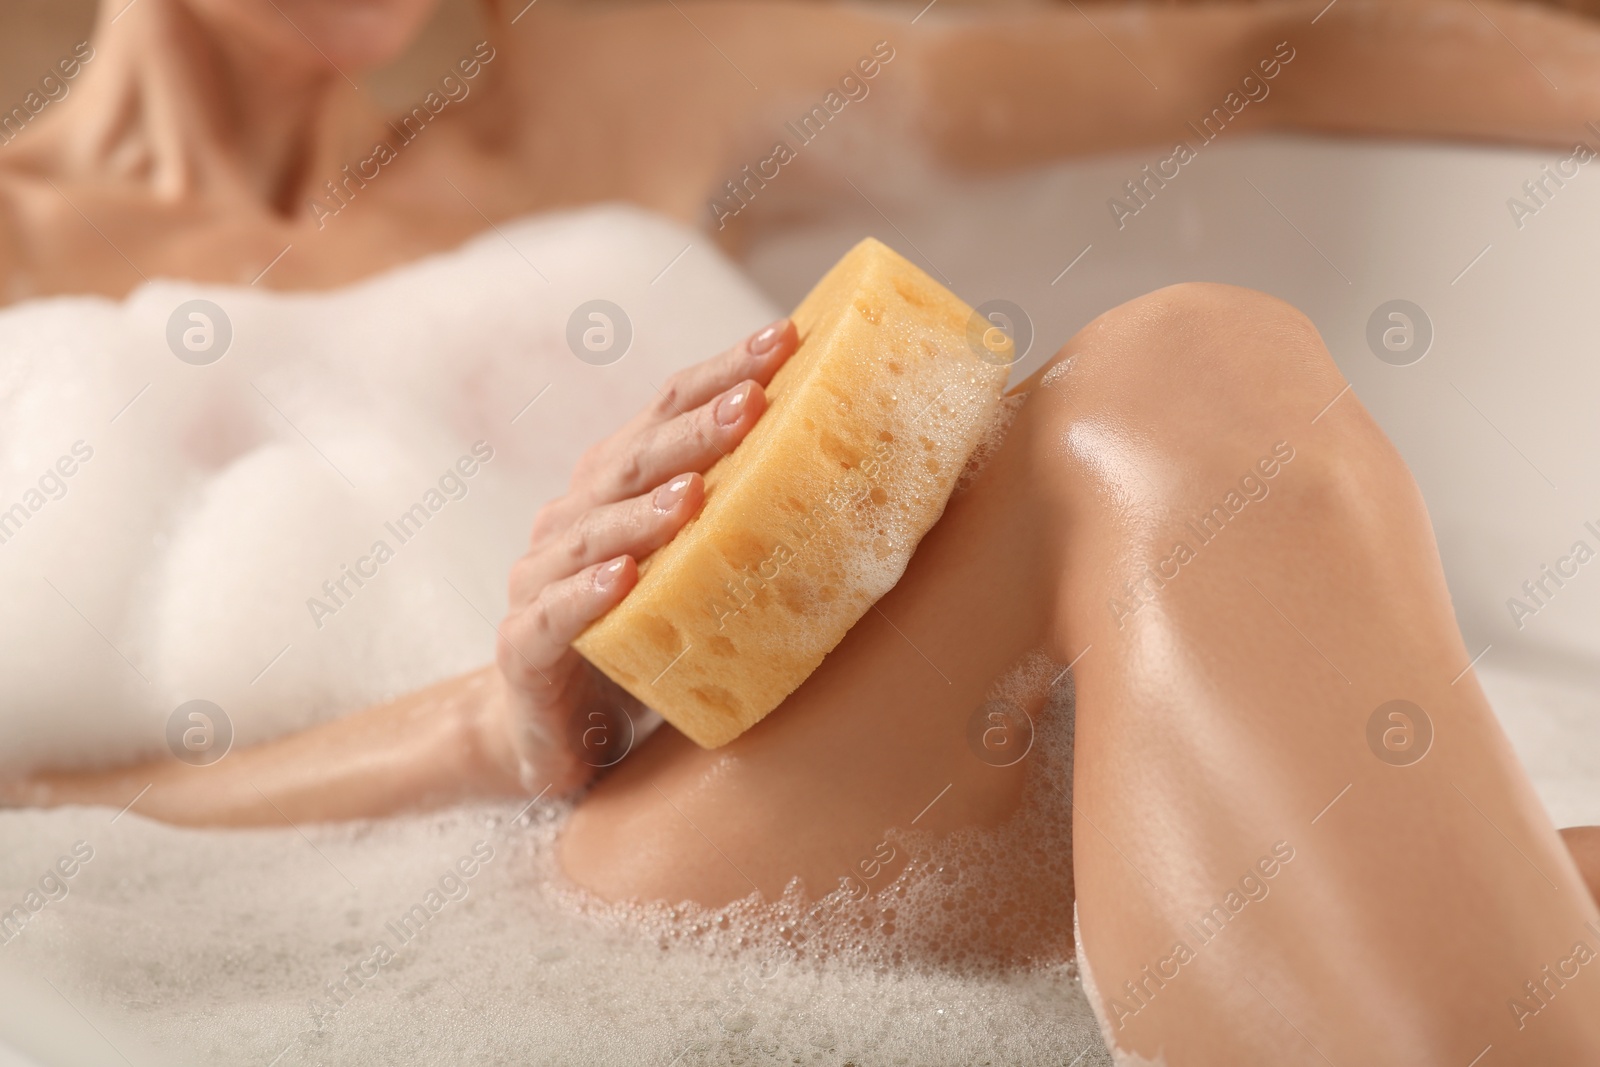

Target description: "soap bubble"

left=719, top=1009, right=757, bottom=1033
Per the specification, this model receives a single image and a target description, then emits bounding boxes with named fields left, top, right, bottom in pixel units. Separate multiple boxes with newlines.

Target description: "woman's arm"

left=647, top=0, right=1600, bottom=182
left=907, top=0, right=1600, bottom=170
left=2, top=668, right=519, bottom=827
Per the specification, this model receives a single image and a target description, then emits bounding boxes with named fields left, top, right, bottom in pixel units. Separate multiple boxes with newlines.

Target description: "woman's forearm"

left=2, top=668, right=526, bottom=827
left=1275, top=0, right=1599, bottom=145
left=910, top=0, right=1600, bottom=172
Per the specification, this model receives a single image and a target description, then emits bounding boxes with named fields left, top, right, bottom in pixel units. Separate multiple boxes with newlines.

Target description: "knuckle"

left=529, top=590, right=559, bottom=646
left=561, top=513, right=593, bottom=563
left=653, top=377, right=686, bottom=418
left=609, top=446, right=646, bottom=497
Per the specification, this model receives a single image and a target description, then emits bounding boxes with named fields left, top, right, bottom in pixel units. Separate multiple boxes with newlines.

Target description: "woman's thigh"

left=561, top=283, right=1600, bottom=1061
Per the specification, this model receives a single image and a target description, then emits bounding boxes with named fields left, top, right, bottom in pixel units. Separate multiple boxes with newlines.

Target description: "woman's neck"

left=32, top=0, right=386, bottom=215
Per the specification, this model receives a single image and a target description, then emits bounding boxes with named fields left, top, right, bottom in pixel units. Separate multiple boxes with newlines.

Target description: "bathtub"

left=2, top=132, right=1598, bottom=1066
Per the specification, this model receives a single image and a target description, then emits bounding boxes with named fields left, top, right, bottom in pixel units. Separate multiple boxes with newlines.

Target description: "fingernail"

left=715, top=382, right=752, bottom=426
left=653, top=474, right=692, bottom=512
left=749, top=319, right=786, bottom=356
left=594, top=556, right=627, bottom=591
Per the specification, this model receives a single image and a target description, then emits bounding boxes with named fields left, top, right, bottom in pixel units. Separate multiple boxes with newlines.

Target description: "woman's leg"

left=562, top=282, right=1600, bottom=1062
left=1031, top=284, right=1600, bottom=1064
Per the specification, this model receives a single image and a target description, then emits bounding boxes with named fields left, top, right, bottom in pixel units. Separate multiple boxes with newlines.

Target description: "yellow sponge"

left=572, top=238, right=1011, bottom=747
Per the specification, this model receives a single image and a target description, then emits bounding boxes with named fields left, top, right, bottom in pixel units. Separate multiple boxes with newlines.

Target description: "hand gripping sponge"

left=573, top=237, right=1012, bottom=747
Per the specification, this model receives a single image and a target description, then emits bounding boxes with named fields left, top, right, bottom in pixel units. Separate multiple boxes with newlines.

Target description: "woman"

left=4, top=0, right=1600, bottom=1062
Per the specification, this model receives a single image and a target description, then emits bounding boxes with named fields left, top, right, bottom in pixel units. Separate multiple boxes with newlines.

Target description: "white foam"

left=0, top=204, right=778, bottom=771
left=956, top=391, right=1026, bottom=495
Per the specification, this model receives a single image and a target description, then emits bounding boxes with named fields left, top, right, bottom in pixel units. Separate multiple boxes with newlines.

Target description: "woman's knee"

left=1020, top=283, right=1423, bottom=547
left=1032, top=283, right=1336, bottom=443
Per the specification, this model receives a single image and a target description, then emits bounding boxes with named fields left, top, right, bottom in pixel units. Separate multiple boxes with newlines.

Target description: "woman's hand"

left=481, top=317, right=799, bottom=795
